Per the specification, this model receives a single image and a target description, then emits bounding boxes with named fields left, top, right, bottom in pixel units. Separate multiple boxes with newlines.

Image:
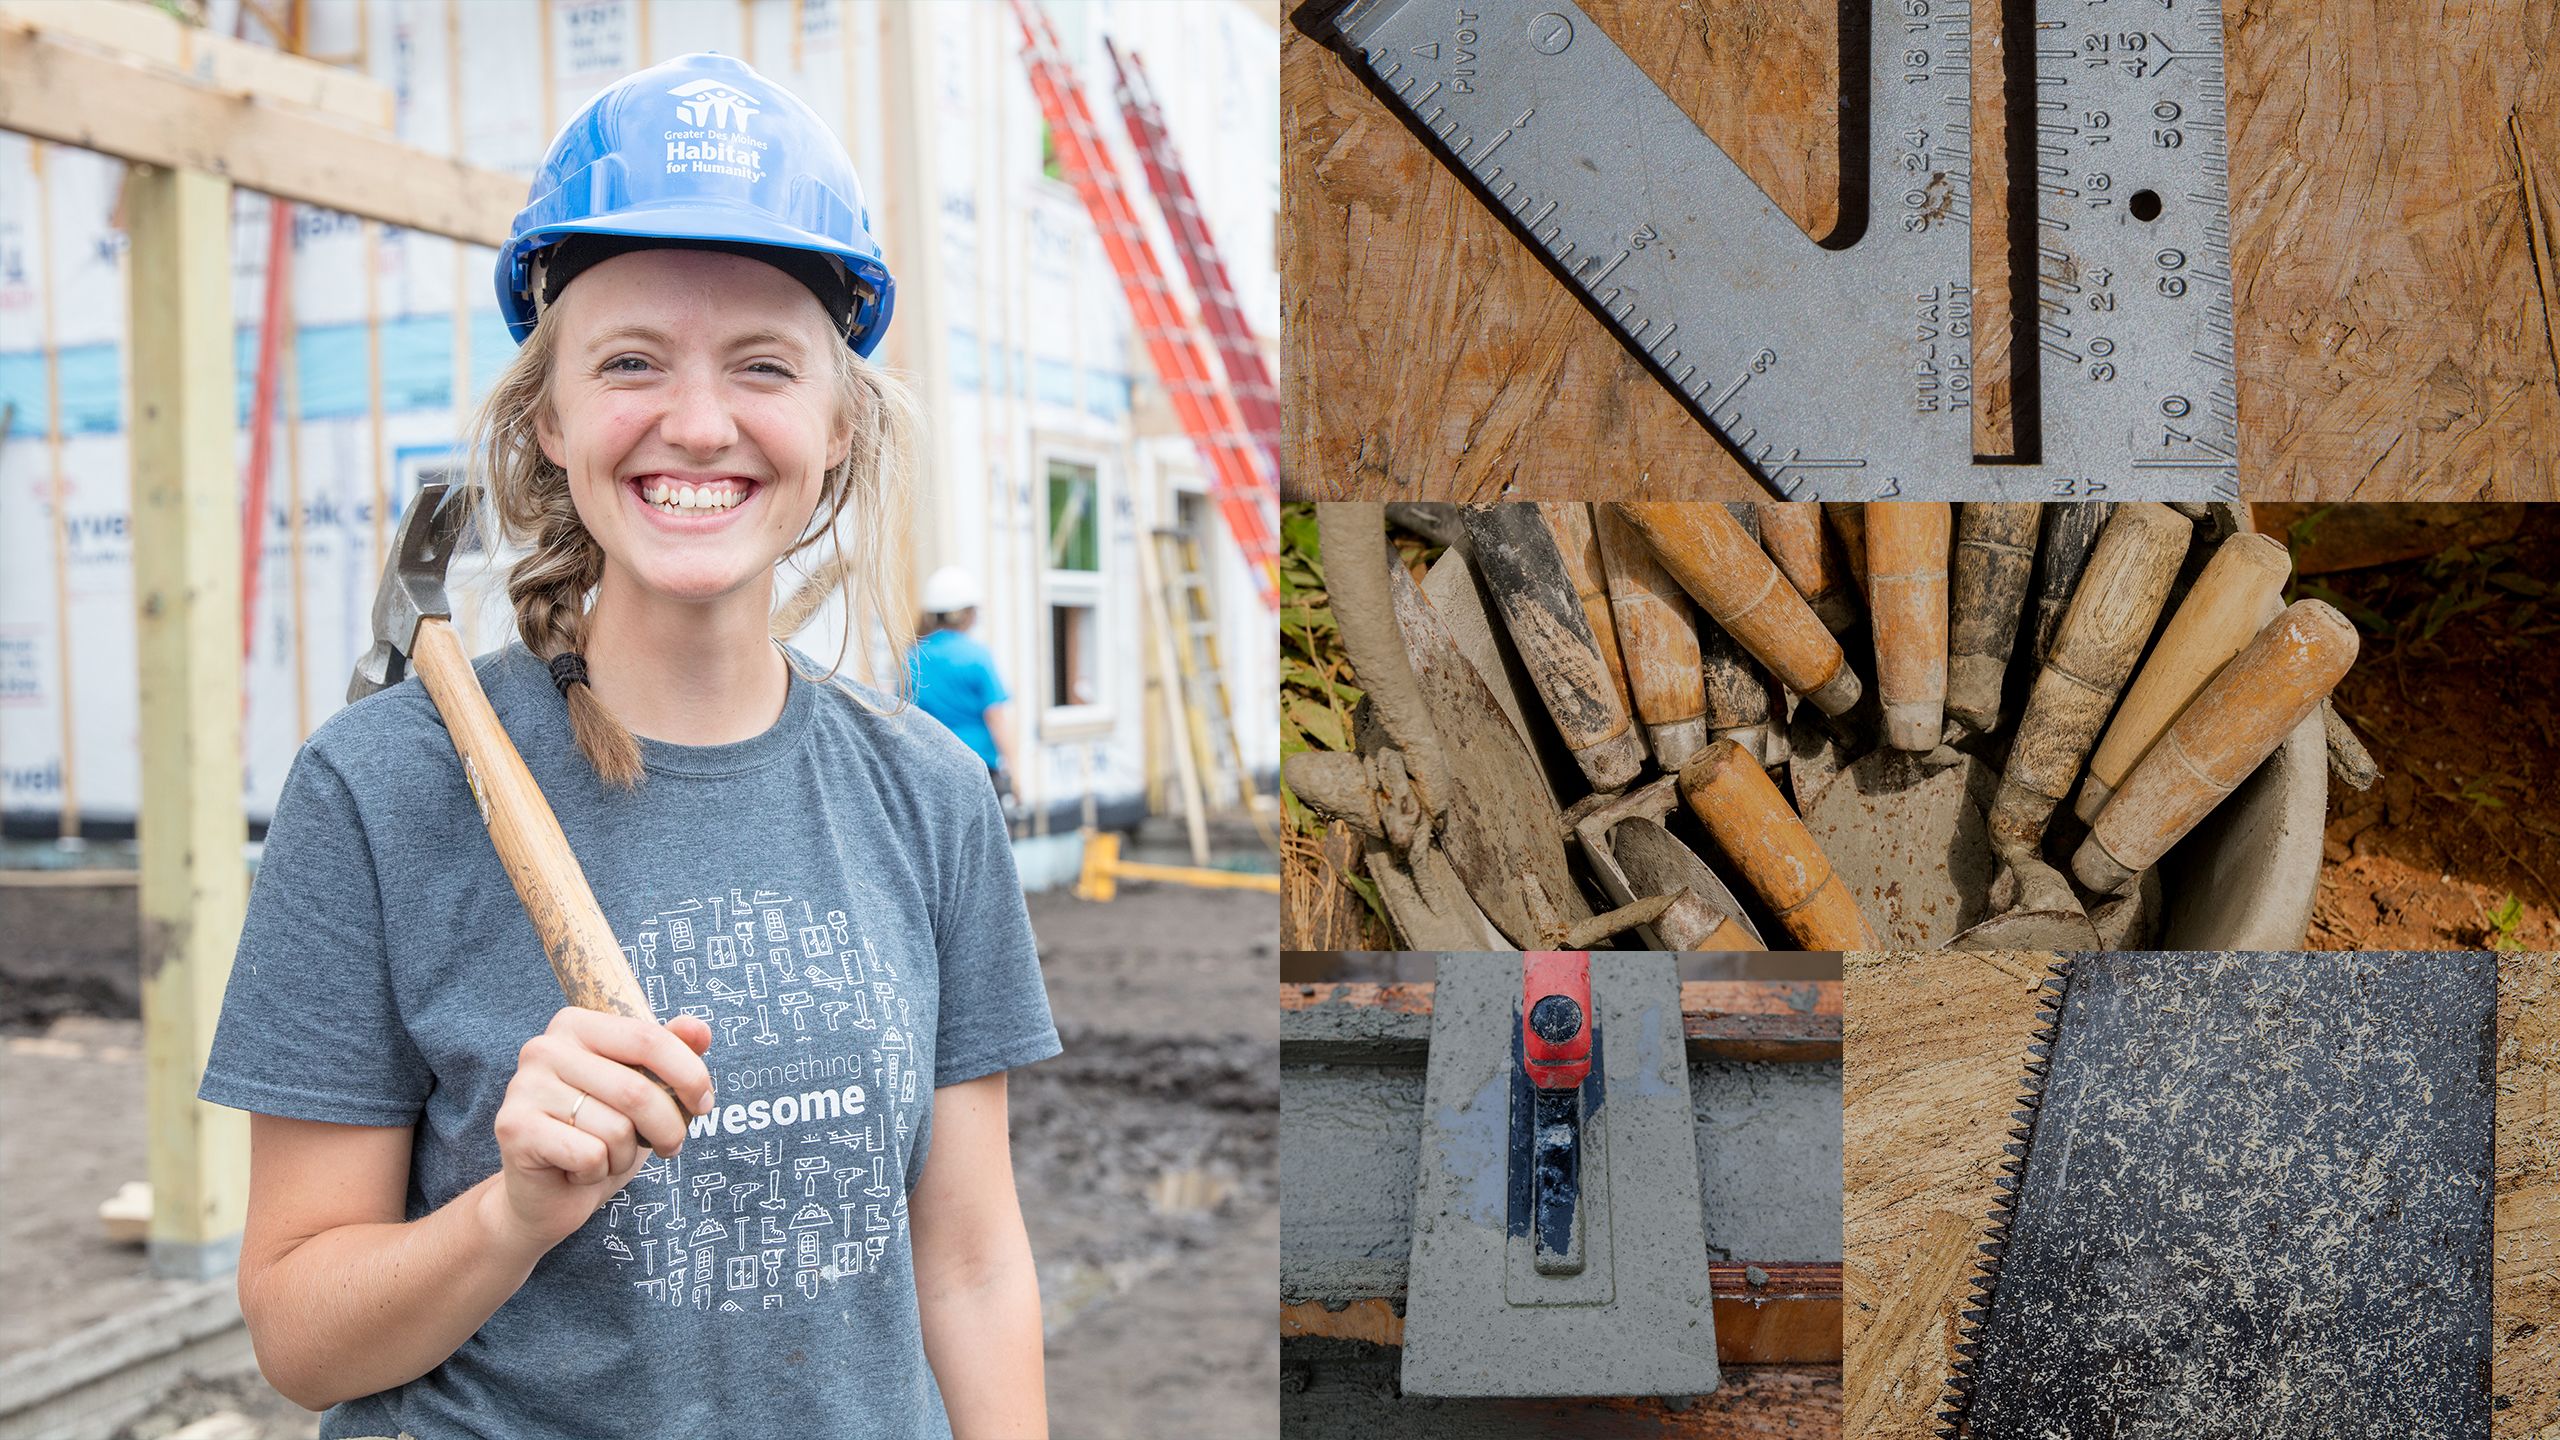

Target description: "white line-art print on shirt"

left=598, top=884, right=916, bottom=1315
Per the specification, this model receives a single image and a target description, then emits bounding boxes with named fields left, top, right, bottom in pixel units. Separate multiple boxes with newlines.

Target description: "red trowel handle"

left=1522, top=952, right=1593, bottom=1090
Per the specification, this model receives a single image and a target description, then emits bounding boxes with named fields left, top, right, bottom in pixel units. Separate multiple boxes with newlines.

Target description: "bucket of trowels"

left=1281, top=501, right=2362, bottom=953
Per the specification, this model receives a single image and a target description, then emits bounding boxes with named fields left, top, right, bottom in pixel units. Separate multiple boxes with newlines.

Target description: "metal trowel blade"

left=1400, top=957, right=1719, bottom=1399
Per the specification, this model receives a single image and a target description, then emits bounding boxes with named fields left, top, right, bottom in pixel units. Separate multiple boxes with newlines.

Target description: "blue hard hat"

left=498, top=51, right=895, bottom=357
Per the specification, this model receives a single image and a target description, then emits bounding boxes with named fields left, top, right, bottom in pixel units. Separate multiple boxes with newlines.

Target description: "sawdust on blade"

left=1955, top=953, right=2497, bottom=1440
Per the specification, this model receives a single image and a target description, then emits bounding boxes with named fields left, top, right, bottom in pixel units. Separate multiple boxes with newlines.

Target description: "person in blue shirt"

left=910, top=566, right=1015, bottom=797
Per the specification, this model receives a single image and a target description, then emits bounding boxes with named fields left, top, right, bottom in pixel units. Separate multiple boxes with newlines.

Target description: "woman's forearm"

left=243, top=1173, right=548, bottom=1410
left=918, top=1229, right=1048, bottom=1440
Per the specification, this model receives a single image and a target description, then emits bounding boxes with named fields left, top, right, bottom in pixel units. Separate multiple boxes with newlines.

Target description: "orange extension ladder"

left=1102, top=37, right=1282, bottom=480
left=1006, top=0, right=1278, bottom=610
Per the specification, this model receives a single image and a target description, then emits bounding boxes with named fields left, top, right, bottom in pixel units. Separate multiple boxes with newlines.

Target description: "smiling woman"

left=191, top=48, right=1058, bottom=1440
left=473, top=241, right=917, bottom=789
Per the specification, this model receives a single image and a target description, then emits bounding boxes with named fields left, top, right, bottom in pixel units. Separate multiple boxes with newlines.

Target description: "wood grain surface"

left=1843, top=950, right=2062, bottom=1440
left=1284, top=0, right=2560, bottom=499
left=2495, top=952, right=2558, bottom=1433
left=1845, top=950, right=2557, bottom=1439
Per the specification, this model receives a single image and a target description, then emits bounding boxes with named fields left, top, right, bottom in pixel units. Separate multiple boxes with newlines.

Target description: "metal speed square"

left=1401, top=954, right=1721, bottom=1397
left=1312, top=0, right=2240, bottom=500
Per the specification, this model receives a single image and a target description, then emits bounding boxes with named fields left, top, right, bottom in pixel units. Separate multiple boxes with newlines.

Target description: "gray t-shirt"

left=199, top=641, right=1059, bottom=1440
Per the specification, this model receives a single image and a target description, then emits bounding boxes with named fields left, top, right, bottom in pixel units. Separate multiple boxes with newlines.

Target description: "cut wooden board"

left=1285, top=1, right=2560, bottom=500
left=2496, top=952, right=2558, bottom=1434
left=1845, top=950, right=2558, bottom=1439
left=1843, top=950, right=2060, bottom=1440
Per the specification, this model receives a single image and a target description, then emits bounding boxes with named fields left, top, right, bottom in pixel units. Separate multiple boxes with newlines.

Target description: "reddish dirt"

left=2304, top=509, right=2560, bottom=952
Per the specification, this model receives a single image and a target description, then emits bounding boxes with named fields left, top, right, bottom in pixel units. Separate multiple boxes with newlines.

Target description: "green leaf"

left=1282, top=786, right=1314, bottom=838
left=1281, top=507, right=1323, bottom=576
left=2420, top=590, right=2497, bottom=642
left=1339, top=871, right=1391, bottom=930
left=2491, top=572, right=2548, bottom=597
left=1288, top=697, right=1349, bottom=753
left=1281, top=605, right=1337, bottom=637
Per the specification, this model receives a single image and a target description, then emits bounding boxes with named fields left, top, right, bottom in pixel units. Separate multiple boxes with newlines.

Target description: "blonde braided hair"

left=466, top=287, right=920, bottom=789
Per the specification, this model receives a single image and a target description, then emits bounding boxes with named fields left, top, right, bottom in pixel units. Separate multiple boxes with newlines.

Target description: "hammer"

left=351, top=483, right=690, bottom=1115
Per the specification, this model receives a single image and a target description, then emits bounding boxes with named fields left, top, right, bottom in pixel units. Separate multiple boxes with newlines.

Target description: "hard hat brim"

left=500, top=209, right=895, bottom=358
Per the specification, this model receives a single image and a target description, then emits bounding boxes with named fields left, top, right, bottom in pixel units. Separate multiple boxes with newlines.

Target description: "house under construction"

left=0, top=0, right=1281, bottom=886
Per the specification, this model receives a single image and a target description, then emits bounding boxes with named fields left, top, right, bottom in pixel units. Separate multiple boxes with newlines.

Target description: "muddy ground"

left=0, top=876, right=1277, bottom=1440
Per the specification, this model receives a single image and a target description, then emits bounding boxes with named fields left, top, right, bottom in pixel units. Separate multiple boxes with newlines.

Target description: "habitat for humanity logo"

left=669, top=78, right=759, bottom=131
left=664, top=78, right=769, bottom=181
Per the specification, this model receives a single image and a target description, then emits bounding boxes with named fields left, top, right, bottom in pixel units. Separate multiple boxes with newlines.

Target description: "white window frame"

left=1036, top=441, right=1116, bottom=740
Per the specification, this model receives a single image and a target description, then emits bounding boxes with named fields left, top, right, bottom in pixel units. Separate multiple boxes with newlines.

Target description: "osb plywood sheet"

left=2497, top=951, right=2559, bottom=1433
left=1843, top=950, right=2061, bottom=1440
left=1284, top=1, right=2560, bottom=500
left=1282, top=0, right=1829, bottom=501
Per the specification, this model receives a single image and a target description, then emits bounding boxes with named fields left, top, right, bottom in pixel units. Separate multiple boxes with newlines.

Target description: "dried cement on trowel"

left=1789, top=724, right=2169, bottom=951
left=1279, top=1006, right=1843, bottom=1310
left=1798, top=747, right=2000, bottom=946
left=1398, top=957, right=1719, bottom=1398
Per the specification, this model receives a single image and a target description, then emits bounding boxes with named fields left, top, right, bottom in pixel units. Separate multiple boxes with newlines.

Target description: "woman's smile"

left=626, top=472, right=762, bottom=522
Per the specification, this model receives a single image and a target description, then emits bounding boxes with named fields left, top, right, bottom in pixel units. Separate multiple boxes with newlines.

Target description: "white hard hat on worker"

left=922, top=566, right=981, bottom=616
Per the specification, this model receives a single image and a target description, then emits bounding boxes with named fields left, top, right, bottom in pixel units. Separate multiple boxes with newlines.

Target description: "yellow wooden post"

left=125, top=161, right=250, bottom=1281
left=878, top=0, right=952, bottom=588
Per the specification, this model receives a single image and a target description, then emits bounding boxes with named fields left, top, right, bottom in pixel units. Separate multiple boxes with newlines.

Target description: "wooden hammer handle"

left=2076, top=531, right=2292, bottom=822
left=2073, top=599, right=2359, bottom=893
left=1616, top=503, right=1861, bottom=717
left=1677, top=740, right=1877, bottom=950
left=408, top=618, right=691, bottom=1114
left=1866, top=503, right=1952, bottom=751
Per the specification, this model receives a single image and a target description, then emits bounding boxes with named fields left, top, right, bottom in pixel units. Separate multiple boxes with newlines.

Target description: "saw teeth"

left=1936, top=961, right=2079, bottom=1440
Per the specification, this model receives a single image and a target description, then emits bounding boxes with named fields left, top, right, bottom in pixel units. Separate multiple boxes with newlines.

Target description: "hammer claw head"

left=348, top=482, right=470, bottom=703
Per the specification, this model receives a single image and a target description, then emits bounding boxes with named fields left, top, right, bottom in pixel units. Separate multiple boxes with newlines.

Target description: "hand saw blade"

left=1319, top=0, right=2239, bottom=501
left=1944, top=952, right=2495, bottom=1439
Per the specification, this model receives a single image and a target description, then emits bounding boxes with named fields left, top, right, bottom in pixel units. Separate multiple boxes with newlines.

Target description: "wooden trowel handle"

left=1616, top=504, right=1861, bottom=717
left=408, top=618, right=692, bottom=1114
left=2073, top=599, right=2359, bottom=894
left=1866, top=503, right=1951, bottom=752
left=1677, top=740, right=1877, bottom=950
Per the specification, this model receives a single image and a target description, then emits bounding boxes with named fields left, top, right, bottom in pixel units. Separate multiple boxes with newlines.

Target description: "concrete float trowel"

left=1399, top=954, right=1720, bottom=1398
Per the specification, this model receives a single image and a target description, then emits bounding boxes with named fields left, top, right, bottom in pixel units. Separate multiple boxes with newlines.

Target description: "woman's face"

left=535, top=247, right=849, bottom=608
